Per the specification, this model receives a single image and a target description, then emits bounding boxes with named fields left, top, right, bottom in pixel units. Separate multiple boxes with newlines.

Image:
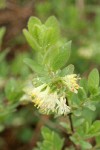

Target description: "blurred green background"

left=0, top=0, right=100, bottom=150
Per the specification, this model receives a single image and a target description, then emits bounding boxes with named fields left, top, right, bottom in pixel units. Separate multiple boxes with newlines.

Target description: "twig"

left=66, top=98, right=74, bottom=133
left=68, top=112, right=74, bottom=133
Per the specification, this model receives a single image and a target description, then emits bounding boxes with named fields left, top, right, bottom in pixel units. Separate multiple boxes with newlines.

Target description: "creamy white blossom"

left=23, top=83, right=70, bottom=116
left=24, top=83, right=47, bottom=98
left=62, top=74, right=80, bottom=93
left=39, top=92, right=59, bottom=114
left=57, top=96, right=70, bottom=116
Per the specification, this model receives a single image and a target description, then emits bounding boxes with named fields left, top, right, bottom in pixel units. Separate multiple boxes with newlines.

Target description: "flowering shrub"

left=0, top=15, right=100, bottom=149
left=21, top=16, right=100, bottom=149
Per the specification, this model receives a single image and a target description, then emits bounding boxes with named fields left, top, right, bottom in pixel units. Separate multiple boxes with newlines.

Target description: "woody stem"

left=66, top=98, right=74, bottom=133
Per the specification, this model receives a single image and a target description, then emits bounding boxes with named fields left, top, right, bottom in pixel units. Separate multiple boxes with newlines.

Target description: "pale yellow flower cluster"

left=62, top=74, right=80, bottom=94
left=22, top=74, right=80, bottom=116
left=23, top=83, right=70, bottom=116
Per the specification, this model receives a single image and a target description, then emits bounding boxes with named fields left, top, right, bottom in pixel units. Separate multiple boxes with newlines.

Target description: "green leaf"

left=5, top=79, right=16, bottom=101
left=0, top=0, right=6, bottom=9
left=45, top=16, right=60, bottom=36
left=78, top=88, right=87, bottom=100
left=45, top=16, right=59, bottom=27
left=96, top=135, right=100, bottom=144
left=24, top=58, right=46, bottom=75
left=70, top=133, right=80, bottom=145
left=79, top=78, right=88, bottom=94
left=29, top=24, right=47, bottom=47
left=74, top=118, right=85, bottom=127
left=88, top=69, right=99, bottom=94
left=89, top=121, right=100, bottom=134
left=11, top=52, right=30, bottom=77
left=0, top=27, right=6, bottom=46
left=28, top=16, right=41, bottom=34
left=82, top=108, right=96, bottom=124
left=23, top=29, right=41, bottom=51
left=73, top=109, right=82, bottom=117
left=36, top=126, right=64, bottom=150
left=51, top=41, right=71, bottom=70
left=43, top=45, right=59, bottom=65
left=27, top=16, right=59, bottom=50
left=28, top=24, right=41, bottom=44
left=91, top=93, right=100, bottom=101
left=44, top=27, right=58, bottom=47
left=41, top=126, right=51, bottom=140
left=18, top=128, right=33, bottom=142
left=5, top=79, right=22, bottom=101
left=80, top=141, right=92, bottom=149
left=84, top=102, right=96, bottom=111
left=84, top=122, right=90, bottom=134
left=60, top=122, right=70, bottom=131
left=59, top=64, right=74, bottom=76
left=0, top=49, right=9, bottom=62
left=37, top=25, right=46, bottom=47
left=93, top=120, right=100, bottom=132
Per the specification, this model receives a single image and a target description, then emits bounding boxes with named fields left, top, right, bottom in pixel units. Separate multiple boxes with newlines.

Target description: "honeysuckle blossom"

left=57, top=97, right=70, bottom=116
left=22, top=73, right=80, bottom=116
left=38, top=92, right=59, bottom=114
left=23, top=83, right=70, bottom=116
left=62, top=74, right=80, bottom=94
left=24, top=83, right=47, bottom=98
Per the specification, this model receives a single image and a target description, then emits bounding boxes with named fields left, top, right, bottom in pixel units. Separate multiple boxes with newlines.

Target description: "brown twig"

left=66, top=98, right=74, bottom=133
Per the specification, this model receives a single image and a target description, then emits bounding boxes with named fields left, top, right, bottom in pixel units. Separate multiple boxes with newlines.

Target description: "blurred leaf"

left=45, top=16, right=60, bottom=37
left=18, top=128, right=33, bottom=142
left=96, top=135, right=100, bottom=144
left=80, top=141, right=92, bottom=149
left=0, top=49, right=9, bottom=63
left=0, top=27, right=6, bottom=46
left=73, top=109, right=82, bottom=117
left=88, top=69, right=99, bottom=94
left=84, top=101, right=96, bottom=111
left=43, top=45, right=59, bottom=65
left=59, top=64, right=74, bottom=76
left=51, top=41, right=71, bottom=71
left=5, top=78, right=22, bottom=101
left=74, top=118, right=85, bottom=127
left=11, top=52, right=30, bottom=77
left=80, top=78, right=88, bottom=94
left=91, top=93, right=100, bottom=101
left=82, top=108, right=96, bottom=124
left=35, top=126, right=64, bottom=150
left=24, top=58, right=47, bottom=75
left=89, top=120, right=100, bottom=134
left=28, top=16, right=42, bottom=34
left=23, top=29, right=41, bottom=51
left=78, top=88, right=87, bottom=100
left=70, top=133, right=80, bottom=145
left=28, top=17, right=42, bottom=45
left=44, top=27, right=58, bottom=48
left=0, top=0, right=6, bottom=9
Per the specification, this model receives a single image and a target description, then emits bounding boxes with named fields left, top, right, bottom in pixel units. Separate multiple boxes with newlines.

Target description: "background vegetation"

left=0, top=0, right=100, bottom=150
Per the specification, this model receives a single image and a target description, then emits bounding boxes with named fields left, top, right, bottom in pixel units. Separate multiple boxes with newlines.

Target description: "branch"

left=66, top=98, right=74, bottom=133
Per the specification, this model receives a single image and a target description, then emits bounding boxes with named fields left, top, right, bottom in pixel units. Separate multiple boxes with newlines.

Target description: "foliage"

left=0, top=1, right=100, bottom=150
left=34, top=127, right=64, bottom=150
left=22, top=16, right=100, bottom=149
